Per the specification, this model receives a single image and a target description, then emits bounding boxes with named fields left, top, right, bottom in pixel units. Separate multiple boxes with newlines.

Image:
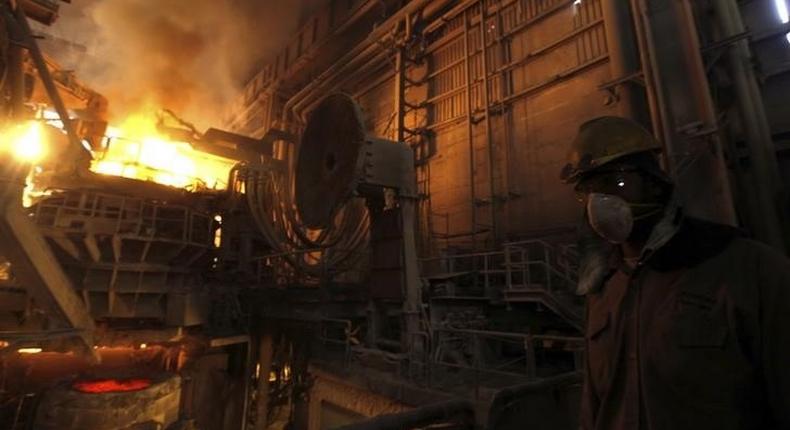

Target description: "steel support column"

left=711, top=0, right=787, bottom=250
left=635, top=0, right=737, bottom=225
left=463, top=9, right=478, bottom=249
left=255, top=332, right=274, bottom=430
left=479, top=0, right=498, bottom=243
left=0, top=169, right=96, bottom=358
left=12, top=5, right=87, bottom=172
left=601, top=0, right=651, bottom=126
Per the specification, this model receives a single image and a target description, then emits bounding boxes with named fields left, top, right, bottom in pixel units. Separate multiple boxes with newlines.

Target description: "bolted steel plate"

left=296, top=94, right=366, bottom=229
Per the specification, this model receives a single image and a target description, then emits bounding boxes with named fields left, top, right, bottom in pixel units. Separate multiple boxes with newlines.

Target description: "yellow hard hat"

left=560, top=116, right=662, bottom=183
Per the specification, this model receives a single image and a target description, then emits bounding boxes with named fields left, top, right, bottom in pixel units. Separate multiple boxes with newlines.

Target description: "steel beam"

left=634, top=0, right=737, bottom=225
left=0, top=181, right=96, bottom=358
left=710, top=0, right=787, bottom=251
left=601, top=0, right=651, bottom=126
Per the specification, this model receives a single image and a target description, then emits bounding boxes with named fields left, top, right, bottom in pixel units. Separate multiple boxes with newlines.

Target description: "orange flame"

left=91, top=112, right=236, bottom=190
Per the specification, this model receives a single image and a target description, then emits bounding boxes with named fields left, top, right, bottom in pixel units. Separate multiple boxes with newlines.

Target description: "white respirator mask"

left=585, top=193, right=665, bottom=244
left=585, top=193, right=634, bottom=244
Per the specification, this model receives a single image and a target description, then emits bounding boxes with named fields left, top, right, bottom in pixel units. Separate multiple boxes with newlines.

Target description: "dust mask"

left=586, top=193, right=634, bottom=244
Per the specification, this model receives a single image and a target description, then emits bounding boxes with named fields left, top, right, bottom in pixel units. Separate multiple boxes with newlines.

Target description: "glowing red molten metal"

left=72, top=378, right=152, bottom=393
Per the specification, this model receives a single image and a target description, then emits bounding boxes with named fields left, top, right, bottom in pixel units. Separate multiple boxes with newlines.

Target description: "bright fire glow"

left=73, top=378, right=152, bottom=393
left=91, top=113, right=236, bottom=190
left=18, top=347, right=43, bottom=354
left=0, top=122, right=47, bottom=163
left=776, top=0, right=790, bottom=44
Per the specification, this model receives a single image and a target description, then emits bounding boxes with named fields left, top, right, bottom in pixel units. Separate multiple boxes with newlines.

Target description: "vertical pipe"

left=496, top=0, right=513, bottom=242
left=628, top=0, right=665, bottom=144
left=479, top=0, right=499, bottom=243
left=635, top=0, right=736, bottom=225
left=463, top=8, right=478, bottom=250
left=600, top=0, right=650, bottom=126
left=711, top=0, right=786, bottom=251
left=400, top=195, right=424, bottom=356
left=255, top=333, right=274, bottom=430
left=395, top=47, right=406, bottom=143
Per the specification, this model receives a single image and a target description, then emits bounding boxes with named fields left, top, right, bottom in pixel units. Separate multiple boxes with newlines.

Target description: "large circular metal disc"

left=295, top=94, right=366, bottom=229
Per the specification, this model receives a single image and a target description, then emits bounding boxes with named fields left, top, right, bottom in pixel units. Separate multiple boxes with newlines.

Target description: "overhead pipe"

left=710, top=0, right=787, bottom=251
left=296, top=47, right=393, bottom=120
left=282, top=0, right=454, bottom=126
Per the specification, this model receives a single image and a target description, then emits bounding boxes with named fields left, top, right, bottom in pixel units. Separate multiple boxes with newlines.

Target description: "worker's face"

left=574, top=167, right=649, bottom=206
left=574, top=164, right=666, bottom=243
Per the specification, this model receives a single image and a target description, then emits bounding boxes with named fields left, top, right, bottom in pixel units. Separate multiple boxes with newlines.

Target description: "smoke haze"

left=38, top=0, right=327, bottom=129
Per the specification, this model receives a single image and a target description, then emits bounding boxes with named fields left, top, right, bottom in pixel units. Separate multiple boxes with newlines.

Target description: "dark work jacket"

left=581, top=217, right=790, bottom=430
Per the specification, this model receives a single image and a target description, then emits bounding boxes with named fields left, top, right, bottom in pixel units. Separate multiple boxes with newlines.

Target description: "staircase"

left=421, top=240, right=583, bottom=331
left=502, top=240, right=583, bottom=330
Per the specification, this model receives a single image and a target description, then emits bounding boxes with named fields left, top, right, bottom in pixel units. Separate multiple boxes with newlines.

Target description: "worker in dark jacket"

left=560, top=116, right=790, bottom=430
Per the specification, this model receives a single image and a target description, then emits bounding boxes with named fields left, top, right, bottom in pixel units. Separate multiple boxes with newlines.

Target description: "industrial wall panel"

left=507, top=64, right=615, bottom=234
left=428, top=124, right=475, bottom=238
left=421, top=0, right=611, bottom=244
left=357, top=75, right=396, bottom=138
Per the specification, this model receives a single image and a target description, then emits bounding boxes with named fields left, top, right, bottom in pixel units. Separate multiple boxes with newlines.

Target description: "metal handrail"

left=429, top=327, right=584, bottom=391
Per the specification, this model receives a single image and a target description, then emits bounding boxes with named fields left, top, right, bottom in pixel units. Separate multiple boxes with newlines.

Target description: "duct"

left=710, top=0, right=787, bottom=251
left=197, top=128, right=295, bottom=164
left=633, top=0, right=736, bottom=226
left=297, top=47, right=392, bottom=121
left=334, top=399, right=475, bottom=430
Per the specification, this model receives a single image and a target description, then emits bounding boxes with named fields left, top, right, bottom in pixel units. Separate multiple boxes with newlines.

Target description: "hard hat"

left=560, top=116, right=662, bottom=183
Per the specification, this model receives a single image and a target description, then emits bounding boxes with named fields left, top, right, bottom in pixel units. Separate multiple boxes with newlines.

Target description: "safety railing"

left=317, top=318, right=354, bottom=368
left=31, top=190, right=214, bottom=247
left=421, top=239, right=582, bottom=325
left=252, top=247, right=369, bottom=287
left=503, top=239, right=577, bottom=293
left=421, top=249, right=509, bottom=299
left=427, top=327, right=584, bottom=397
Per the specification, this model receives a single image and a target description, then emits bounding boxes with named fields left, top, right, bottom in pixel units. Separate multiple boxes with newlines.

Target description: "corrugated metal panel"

left=422, top=0, right=611, bottom=243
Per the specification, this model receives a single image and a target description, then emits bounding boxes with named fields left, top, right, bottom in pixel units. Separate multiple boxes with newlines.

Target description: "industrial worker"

left=560, top=116, right=790, bottom=430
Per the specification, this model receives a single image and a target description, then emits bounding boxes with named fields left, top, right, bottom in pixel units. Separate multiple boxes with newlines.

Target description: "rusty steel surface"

left=296, top=93, right=366, bottom=229
left=0, top=164, right=96, bottom=358
left=30, top=189, right=214, bottom=323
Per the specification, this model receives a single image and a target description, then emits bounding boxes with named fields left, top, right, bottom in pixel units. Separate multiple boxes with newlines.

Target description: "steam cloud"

left=39, top=0, right=327, bottom=129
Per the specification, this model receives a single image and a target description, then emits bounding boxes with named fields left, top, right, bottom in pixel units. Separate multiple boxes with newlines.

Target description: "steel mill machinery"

left=0, top=2, right=279, bottom=428
left=0, top=1, right=589, bottom=429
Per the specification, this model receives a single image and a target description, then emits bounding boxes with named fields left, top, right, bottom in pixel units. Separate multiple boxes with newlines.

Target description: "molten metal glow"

left=17, top=348, right=43, bottom=354
left=0, top=122, right=47, bottom=163
left=73, top=378, right=152, bottom=393
left=91, top=113, right=235, bottom=190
